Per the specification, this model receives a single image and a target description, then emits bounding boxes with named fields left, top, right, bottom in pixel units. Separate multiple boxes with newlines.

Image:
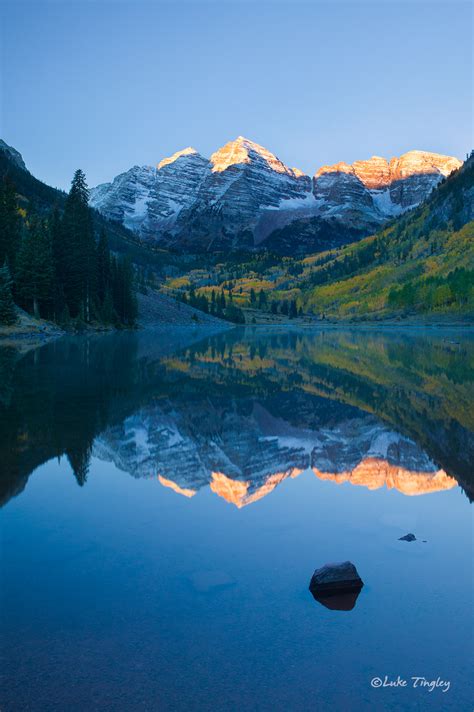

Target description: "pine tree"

left=0, top=167, right=139, bottom=329
left=124, top=259, right=138, bottom=325
left=219, top=289, right=226, bottom=310
left=97, top=227, right=110, bottom=305
left=59, top=303, right=72, bottom=329
left=50, top=207, right=66, bottom=319
left=101, top=288, right=117, bottom=324
left=0, top=262, right=17, bottom=325
left=111, top=256, right=137, bottom=326
left=16, top=219, right=53, bottom=318
left=0, top=176, right=21, bottom=270
left=198, top=294, right=209, bottom=313
left=62, top=169, right=97, bottom=320
left=224, top=300, right=244, bottom=323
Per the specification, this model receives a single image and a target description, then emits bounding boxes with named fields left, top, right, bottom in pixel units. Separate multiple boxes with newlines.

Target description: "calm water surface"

left=0, top=327, right=473, bottom=711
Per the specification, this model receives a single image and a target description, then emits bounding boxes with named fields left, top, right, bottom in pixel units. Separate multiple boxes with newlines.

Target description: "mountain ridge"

left=167, top=152, right=473, bottom=322
left=0, top=138, right=173, bottom=270
left=90, top=137, right=461, bottom=253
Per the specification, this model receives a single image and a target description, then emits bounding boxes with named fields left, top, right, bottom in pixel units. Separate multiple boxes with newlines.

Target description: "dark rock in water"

left=399, top=533, right=416, bottom=542
left=309, top=561, right=363, bottom=611
left=309, top=561, right=363, bottom=591
left=312, top=588, right=363, bottom=611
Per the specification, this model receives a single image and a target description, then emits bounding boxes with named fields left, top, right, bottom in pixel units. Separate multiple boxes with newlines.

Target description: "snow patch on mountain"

left=272, top=192, right=320, bottom=211
left=370, top=188, right=404, bottom=218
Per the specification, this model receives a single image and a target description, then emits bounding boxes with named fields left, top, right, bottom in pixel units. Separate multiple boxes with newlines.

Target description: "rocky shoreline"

left=0, top=310, right=64, bottom=350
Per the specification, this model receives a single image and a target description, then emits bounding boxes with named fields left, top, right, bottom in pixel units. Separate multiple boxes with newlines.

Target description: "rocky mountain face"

left=90, top=148, right=210, bottom=238
left=93, top=401, right=456, bottom=508
left=90, top=137, right=461, bottom=253
left=0, top=139, right=142, bottom=254
left=0, top=139, right=28, bottom=172
left=312, top=150, right=462, bottom=226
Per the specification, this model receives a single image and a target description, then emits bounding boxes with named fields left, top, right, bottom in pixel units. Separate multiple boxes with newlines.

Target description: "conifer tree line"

left=180, top=284, right=302, bottom=322
left=0, top=170, right=137, bottom=327
left=180, top=286, right=246, bottom=323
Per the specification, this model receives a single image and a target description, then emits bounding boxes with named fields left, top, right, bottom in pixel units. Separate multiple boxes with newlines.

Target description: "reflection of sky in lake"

left=1, top=328, right=472, bottom=710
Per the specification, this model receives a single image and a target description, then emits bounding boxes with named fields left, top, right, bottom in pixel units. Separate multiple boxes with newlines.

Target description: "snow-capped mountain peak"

left=157, top=146, right=200, bottom=170
left=89, top=138, right=462, bottom=252
left=312, top=149, right=462, bottom=225
left=316, top=151, right=461, bottom=190
left=210, top=135, right=299, bottom=177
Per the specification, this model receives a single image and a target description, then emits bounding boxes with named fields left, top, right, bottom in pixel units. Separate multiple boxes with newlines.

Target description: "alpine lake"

left=1, top=326, right=472, bottom=711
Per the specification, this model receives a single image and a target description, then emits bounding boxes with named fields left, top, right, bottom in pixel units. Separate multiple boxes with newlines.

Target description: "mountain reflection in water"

left=0, top=327, right=472, bottom=506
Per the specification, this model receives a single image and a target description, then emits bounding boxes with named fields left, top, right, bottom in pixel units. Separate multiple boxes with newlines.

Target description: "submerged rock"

left=309, top=561, right=364, bottom=611
left=188, top=570, right=236, bottom=593
left=399, top=533, right=416, bottom=542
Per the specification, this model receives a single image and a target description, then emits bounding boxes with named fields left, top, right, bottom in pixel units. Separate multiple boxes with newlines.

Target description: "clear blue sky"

left=1, top=1, right=472, bottom=190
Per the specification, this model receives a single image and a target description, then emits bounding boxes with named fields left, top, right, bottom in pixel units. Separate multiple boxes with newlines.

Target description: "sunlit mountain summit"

left=89, top=136, right=461, bottom=252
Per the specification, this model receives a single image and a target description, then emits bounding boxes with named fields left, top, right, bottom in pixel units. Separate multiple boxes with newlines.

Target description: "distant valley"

left=165, top=152, right=474, bottom=321
left=0, top=137, right=472, bottom=326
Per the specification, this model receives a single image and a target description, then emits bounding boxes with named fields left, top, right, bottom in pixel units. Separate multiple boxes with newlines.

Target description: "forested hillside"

left=167, top=153, right=473, bottom=321
left=300, top=154, right=474, bottom=318
left=0, top=152, right=138, bottom=328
